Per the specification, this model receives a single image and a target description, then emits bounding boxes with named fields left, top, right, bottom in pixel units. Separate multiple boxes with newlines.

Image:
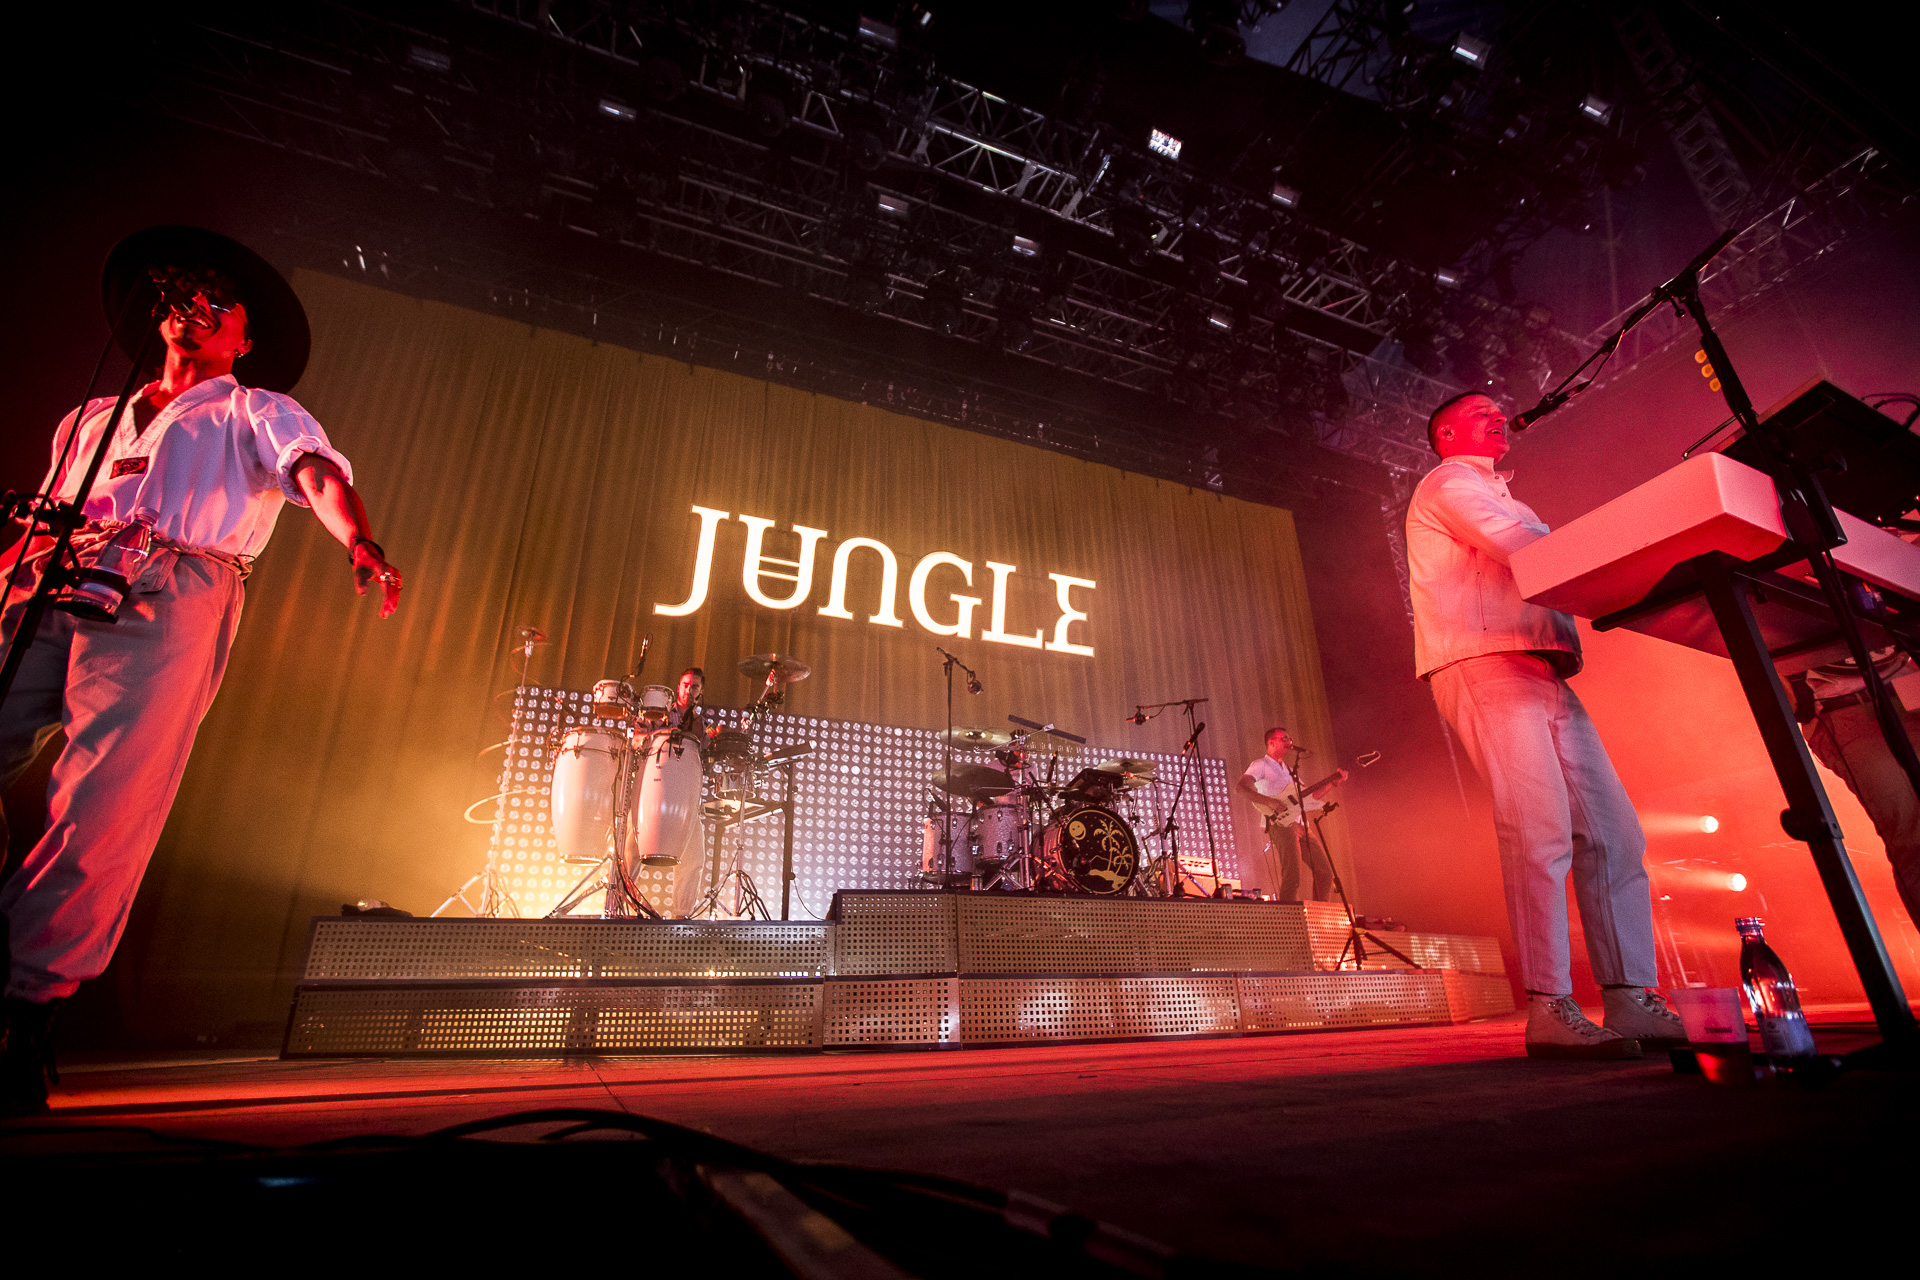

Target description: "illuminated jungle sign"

left=653, top=505, right=1096, bottom=657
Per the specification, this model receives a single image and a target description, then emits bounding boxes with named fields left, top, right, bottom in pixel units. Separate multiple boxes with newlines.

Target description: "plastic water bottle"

left=1736, top=917, right=1818, bottom=1066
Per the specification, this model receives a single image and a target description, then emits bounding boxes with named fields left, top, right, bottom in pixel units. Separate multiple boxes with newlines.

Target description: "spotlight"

left=1206, top=306, right=1234, bottom=333
left=1698, top=815, right=1720, bottom=833
left=1434, top=266, right=1462, bottom=288
left=406, top=45, right=452, bottom=74
left=746, top=90, right=789, bottom=138
left=1726, top=872, right=1748, bottom=892
left=875, top=191, right=911, bottom=218
left=1450, top=33, right=1491, bottom=67
left=847, top=127, right=889, bottom=172
left=999, top=311, right=1034, bottom=352
left=597, top=98, right=637, bottom=123
left=1010, top=234, right=1041, bottom=258
left=1148, top=129, right=1183, bottom=161
left=1579, top=94, right=1615, bottom=125
left=858, top=16, right=899, bottom=48
left=1269, top=183, right=1301, bottom=210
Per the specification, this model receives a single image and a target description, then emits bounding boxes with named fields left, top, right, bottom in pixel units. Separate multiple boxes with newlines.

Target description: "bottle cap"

left=1734, top=916, right=1765, bottom=932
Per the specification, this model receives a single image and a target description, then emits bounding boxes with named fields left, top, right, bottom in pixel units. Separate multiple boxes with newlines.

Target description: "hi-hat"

left=939, top=726, right=1013, bottom=749
left=932, top=763, right=1015, bottom=799
left=738, top=653, right=811, bottom=683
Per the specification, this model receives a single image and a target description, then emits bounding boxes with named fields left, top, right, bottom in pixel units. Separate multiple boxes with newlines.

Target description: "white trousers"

left=0, top=552, right=241, bottom=1001
left=1429, top=652, right=1658, bottom=995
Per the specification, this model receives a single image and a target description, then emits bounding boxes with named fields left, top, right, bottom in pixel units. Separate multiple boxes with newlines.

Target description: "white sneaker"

left=1525, top=994, right=1641, bottom=1060
left=1601, top=986, right=1689, bottom=1049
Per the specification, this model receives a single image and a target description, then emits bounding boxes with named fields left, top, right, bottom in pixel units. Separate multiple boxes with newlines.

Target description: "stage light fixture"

left=875, top=191, right=911, bottom=218
left=598, top=98, right=637, bottom=122
left=1579, top=94, right=1615, bottom=125
left=1699, top=815, right=1720, bottom=833
left=1010, top=235, right=1041, bottom=258
left=406, top=45, right=452, bottom=74
left=1148, top=129, right=1183, bottom=161
left=1269, top=183, right=1300, bottom=210
left=858, top=16, right=899, bottom=47
left=1450, top=34, right=1491, bottom=67
left=1207, top=306, right=1234, bottom=333
left=1434, top=266, right=1461, bottom=288
left=1726, top=872, right=1748, bottom=892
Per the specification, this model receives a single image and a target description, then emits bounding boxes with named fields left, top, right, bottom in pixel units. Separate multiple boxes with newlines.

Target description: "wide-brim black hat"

left=101, top=225, right=311, bottom=393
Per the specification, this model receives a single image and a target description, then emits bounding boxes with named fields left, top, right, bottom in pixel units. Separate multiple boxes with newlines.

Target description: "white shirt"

left=1405, top=454, right=1580, bottom=680
left=1243, top=754, right=1295, bottom=798
left=42, top=374, right=352, bottom=559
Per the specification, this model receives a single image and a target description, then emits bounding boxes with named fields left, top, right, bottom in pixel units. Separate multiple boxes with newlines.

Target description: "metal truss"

left=138, top=1, right=1460, bottom=481
left=1576, top=147, right=1915, bottom=379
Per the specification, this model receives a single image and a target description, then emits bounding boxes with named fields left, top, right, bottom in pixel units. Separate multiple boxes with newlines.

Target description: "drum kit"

left=545, top=650, right=812, bottom=919
left=921, top=722, right=1160, bottom=895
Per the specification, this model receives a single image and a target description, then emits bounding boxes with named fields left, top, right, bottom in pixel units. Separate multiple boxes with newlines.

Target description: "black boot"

left=2, top=996, right=63, bottom=1115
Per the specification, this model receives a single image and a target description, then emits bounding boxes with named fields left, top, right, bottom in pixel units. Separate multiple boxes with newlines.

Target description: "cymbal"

left=738, top=652, right=811, bottom=683
left=1096, top=757, right=1159, bottom=776
left=939, top=725, right=1013, bottom=749
left=932, top=763, right=1014, bottom=799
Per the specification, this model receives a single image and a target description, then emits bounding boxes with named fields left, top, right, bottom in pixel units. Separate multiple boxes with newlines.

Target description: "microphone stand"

left=0, top=307, right=159, bottom=709
left=1147, top=698, right=1213, bottom=897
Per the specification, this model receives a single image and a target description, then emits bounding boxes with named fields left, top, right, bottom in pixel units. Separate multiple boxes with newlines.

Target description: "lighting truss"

left=1576, top=147, right=1914, bottom=379
left=140, top=1, right=1458, bottom=483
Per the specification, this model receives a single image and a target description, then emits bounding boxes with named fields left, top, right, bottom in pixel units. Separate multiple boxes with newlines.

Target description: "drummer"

left=669, top=667, right=708, bottom=740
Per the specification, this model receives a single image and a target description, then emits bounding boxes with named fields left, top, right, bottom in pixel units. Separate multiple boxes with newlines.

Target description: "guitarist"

left=1235, top=728, right=1347, bottom=902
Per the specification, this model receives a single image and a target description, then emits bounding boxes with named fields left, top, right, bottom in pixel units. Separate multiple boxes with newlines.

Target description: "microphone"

left=1509, top=390, right=1570, bottom=434
left=967, top=673, right=983, bottom=695
left=1292, top=745, right=1313, bottom=757
left=517, top=625, right=547, bottom=645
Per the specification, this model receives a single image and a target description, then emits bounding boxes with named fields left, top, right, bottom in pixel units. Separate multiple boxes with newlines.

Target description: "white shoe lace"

left=1546, top=997, right=1611, bottom=1037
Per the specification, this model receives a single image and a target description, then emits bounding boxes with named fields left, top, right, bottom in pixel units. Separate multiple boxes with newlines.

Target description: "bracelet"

left=349, top=536, right=386, bottom=564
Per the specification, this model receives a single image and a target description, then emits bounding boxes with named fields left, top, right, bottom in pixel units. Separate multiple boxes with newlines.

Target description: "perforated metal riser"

left=822, top=978, right=960, bottom=1044
left=1441, top=971, right=1518, bottom=1020
left=959, top=975, right=1243, bottom=1042
left=830, top=893, right=959, bottom=974
left=1237, top=972, right=1453, bottom=1030
left=952, top=897, right=1310, bottom=974
left=302, top=918, right=831, bottom=980
left=286, top=983, right=824, bottom=1054
left=1300, top=902, right=1507, bottom=976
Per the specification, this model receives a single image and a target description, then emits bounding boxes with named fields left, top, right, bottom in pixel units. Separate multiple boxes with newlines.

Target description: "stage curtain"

left=113, top=272, right=1343, bottom=1039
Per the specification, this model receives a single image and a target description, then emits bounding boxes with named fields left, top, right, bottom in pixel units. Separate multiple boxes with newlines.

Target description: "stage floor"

left=17, top=1014, right=1917, bottom=1275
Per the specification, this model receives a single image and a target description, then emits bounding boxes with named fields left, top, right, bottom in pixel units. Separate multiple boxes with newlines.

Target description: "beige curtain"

left=115, top=272, right=1341, bottom=1039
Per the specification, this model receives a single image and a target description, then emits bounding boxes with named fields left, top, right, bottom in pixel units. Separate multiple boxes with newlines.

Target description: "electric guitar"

left=1250, top=750, right=1380, bottom=827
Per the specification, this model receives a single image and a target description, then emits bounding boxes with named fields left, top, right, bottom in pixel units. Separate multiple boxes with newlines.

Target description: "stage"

left=13, top=1014, right=1912, bottom=1275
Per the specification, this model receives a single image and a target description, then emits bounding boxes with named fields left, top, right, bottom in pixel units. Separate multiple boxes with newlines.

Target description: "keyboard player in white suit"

left=1407, top=392, right=1685, bottom=1058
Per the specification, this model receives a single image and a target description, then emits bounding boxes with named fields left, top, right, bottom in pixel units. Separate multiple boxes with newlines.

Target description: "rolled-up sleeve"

left=1423, top=468, right=1547, bottom=564
left=244, top=390, right=354, bottom=506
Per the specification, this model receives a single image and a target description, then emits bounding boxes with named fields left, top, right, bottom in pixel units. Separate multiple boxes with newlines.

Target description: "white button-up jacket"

left=1406, top=454, right=1580, bottom=680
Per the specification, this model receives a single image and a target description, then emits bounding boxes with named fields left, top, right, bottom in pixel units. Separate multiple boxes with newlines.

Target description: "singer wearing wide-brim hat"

left=0, top=225, right=403, bottom=1114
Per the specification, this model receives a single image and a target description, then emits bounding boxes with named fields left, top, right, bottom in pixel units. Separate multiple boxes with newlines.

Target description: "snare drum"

left=549, top=726, right=625, bottom=864
left=636, top=684, right=674, bottom=726
left=921, top=806, right=973, bottom=879
left=1038, top=802, right=1139, bottom=895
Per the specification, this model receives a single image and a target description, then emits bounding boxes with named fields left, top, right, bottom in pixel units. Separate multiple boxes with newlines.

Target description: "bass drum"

left=1038, top=803, right=1139, bottom=895
left=549, top=727, right=625, bottom=864
left=624, top=729, right=704, bottom=895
